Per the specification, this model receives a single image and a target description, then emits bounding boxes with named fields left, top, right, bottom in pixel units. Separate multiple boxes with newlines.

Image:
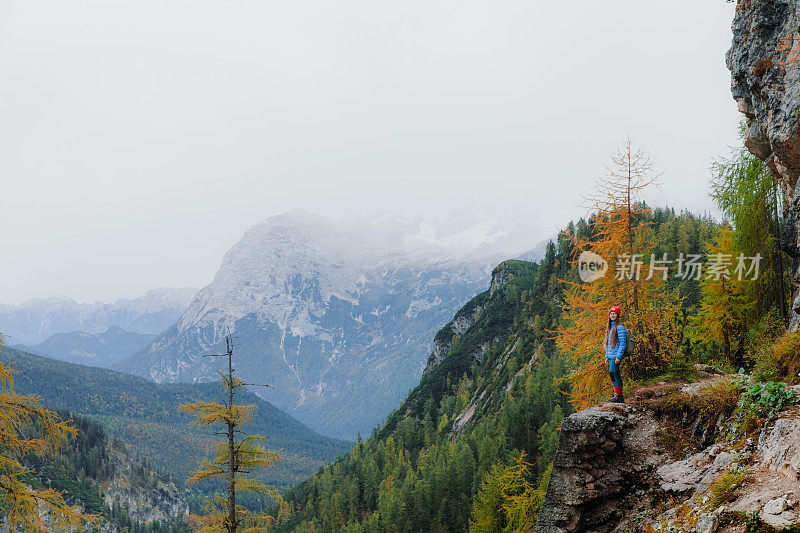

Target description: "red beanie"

left=609, top=306, right=621, bottom=316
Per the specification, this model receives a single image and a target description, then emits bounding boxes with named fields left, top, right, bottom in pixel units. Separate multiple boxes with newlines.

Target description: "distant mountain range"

left=0, top=210, right=546, bottom=440
left=113, top=210, right=546, bottom=440
left=15, top=326, right=155, bottom=367
left=0, top=287, right=197, bottom=345
left=0, top=346, right=351, bottom=488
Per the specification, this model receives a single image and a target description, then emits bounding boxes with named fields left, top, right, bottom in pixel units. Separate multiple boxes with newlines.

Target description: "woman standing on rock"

left=605, top=306, right=627, bottom=403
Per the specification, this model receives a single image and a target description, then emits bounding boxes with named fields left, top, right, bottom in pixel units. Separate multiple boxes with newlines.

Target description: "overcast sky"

left=0, top=0, right=740, bottom=304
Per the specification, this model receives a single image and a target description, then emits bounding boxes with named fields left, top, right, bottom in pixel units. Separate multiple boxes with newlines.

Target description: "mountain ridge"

left=16, top=325, right=155, bottom=367
left=270, top=254, right=571, bottom=532
left=113, top=210, right=547, bottom=439
left=0, top=287, right=197, bottom=345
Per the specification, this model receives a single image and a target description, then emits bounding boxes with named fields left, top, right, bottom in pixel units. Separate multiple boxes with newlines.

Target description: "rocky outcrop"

left=489, top=260, right=522, bottom=296
left=450, top=401, right=478, bottom=435
left=728, top=0, right=800, bottom=194
left=758, top=416, right=800, bottom=477
left=101, top=475, right=188, bottom=524
left=657, top=444, right=736, bottom=495
left=424, top=299, right=484, bottom=374
left=99, top=439, right=189, bottom=526
left=533, top=404, right=667, bottom=532
left=728, top=0, right=800, bottom=329
left=535, top=377, right=800, bottom=532
left=424, top=260, right=534, bottom=374
left=100, top=442, right=188, bottom=524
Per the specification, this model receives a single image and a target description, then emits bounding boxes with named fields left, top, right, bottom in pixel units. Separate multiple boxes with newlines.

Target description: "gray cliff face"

left=728, top=0, right=800, bottom=191
left=424, top=296, right=484, bottom=375
left=100, top=440, right=189, bottom=525
left=727, top=0, right=800, bottom=328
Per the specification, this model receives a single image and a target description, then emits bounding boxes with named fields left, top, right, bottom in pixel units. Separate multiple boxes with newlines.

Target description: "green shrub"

left=722, top=378, right=799, bottom=442
left=748, top=308, right=790, bottom=381
left=738, top=378, right=799, bottom=421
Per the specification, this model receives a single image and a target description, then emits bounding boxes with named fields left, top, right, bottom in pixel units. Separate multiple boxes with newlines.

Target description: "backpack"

left=624, top=329, right=635, bottom=359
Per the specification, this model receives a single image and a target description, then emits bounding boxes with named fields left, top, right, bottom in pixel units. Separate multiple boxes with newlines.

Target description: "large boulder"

left=533, top=405, right=665, bottom=532
left=757, top=415, right=800, bottom=478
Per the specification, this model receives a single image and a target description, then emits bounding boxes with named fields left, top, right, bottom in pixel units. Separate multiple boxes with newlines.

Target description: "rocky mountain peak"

left=115, top=212, right=547, bottom=439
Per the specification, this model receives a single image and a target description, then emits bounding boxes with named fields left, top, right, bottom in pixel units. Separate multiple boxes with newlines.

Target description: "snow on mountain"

left=112, top=209, right=546, bottom=439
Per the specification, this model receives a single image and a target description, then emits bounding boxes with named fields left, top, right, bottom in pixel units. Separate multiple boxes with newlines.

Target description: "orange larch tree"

left=556, top=139, right=683, bottom=409
left=0, top=334, right=99, bottom=531
left=690, top=223, right=752, bottom=367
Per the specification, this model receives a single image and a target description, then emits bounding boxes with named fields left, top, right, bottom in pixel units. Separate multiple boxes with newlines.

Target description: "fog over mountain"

left=0, top=287, right=197, bottom=345
left=113, top=209, right=546, bottom=439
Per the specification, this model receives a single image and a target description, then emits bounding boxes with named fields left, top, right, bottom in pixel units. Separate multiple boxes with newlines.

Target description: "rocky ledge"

left=535, top=372, right=800, bottom=532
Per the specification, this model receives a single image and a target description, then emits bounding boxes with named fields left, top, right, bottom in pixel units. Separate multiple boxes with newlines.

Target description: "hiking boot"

left=605, top=395, right=617, bottom=403
left=609, top=394, right=625, bottom=404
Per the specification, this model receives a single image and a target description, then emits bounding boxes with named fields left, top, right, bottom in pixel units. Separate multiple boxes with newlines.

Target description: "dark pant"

left=608, top=358, right=623, bottom=388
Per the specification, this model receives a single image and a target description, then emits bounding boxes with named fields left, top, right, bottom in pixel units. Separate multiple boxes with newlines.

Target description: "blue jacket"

left=605, top=322, right=627, bottom=360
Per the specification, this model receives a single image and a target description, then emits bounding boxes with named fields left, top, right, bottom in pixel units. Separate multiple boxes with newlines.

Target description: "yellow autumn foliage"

left=0, top=334, right=99, bottom=531
left=557, top=140, right=683, bottom=409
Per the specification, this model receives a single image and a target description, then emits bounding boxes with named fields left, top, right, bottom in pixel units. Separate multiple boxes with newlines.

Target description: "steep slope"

left=0, top=287, right=196, bottom=345
left=18, top=325, right=154, bottom=367
left=0, top=347, right=350, bottom=489
left=271, top=256, right=573, bottom=532
left=114, top=210, right=540, bottom=439
left=265, top=208, right=719, bottom=532
left=727, top=0, right=800, bottom=330
left=21, top=413, right=190, bottom=532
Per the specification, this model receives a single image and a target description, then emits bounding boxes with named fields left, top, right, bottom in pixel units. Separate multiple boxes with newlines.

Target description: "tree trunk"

left=722, top=324, right=732, bottom=366
left=227, top=344, right=236, bottom=533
